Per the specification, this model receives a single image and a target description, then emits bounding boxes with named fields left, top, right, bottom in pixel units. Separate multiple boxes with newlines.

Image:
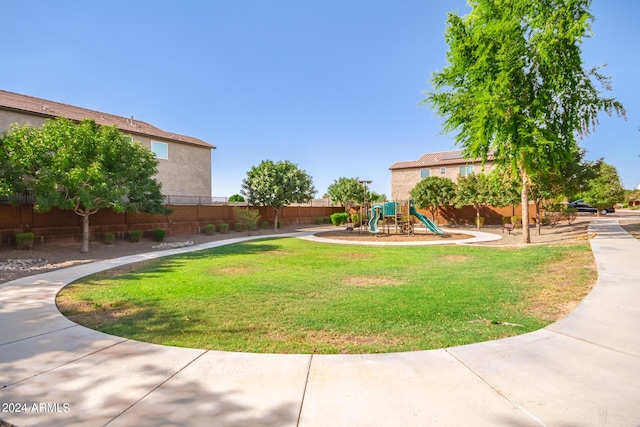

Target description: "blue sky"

left=2, top=0, right=639, bottom=198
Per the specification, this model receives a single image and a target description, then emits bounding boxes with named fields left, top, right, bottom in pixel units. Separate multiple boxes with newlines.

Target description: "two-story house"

left=389, top=149, right=495, bottom=200
left=0, top=90, right=215, bottom=199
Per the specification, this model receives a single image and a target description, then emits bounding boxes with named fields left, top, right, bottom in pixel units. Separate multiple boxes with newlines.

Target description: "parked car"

left=568, top=200, right=615, bottom=215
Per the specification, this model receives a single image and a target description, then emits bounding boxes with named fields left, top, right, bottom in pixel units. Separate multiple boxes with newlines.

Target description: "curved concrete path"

left=1, top=220, right=639, bottom=426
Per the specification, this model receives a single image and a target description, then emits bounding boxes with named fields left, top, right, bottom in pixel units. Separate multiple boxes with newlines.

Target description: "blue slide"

left=369, top=204, right=383, bottom=234
left=409, top=204, right=445, bottom=235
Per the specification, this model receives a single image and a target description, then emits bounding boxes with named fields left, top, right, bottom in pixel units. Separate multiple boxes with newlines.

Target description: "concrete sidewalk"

left=1, top=220, right=639, bottom=426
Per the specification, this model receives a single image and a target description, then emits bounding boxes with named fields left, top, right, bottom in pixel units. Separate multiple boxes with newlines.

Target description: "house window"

left=440, top=167, right=446, bottom=175
left=420, top=168, right=430, bottom=178
left=151, top=141, right=168, bottom=159
left=459, top=165, right=474, bottom=176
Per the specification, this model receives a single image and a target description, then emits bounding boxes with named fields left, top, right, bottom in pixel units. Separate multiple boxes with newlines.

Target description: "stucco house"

left=389, top=149, right=495, bottom=200
left=0, top=90, right=215, bottom=199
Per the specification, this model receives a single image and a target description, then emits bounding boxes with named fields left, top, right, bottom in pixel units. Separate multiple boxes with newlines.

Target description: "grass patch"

left=57, top=238, right=595, bottom=354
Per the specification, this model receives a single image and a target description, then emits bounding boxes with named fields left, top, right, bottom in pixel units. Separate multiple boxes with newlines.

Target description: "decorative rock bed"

left=0, top=259, right=49, bottom=271
left=151, top=241, right=195, bottom=250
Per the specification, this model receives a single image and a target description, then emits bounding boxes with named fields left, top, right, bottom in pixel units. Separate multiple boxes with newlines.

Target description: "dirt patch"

left=57, top=292, right=142, bottom=327
left=214, top=266, right=254, bottom=275
left=620, top=219, right=640, bottom=240
left=266, top=329, right=406, bottom=353
left=521, top=248, right=597, bottom=321
left=344, top=275, right=402, bottom=287
left=439, top=255, right=472, bottom=262
left=342, top=252, right=373, bottom=259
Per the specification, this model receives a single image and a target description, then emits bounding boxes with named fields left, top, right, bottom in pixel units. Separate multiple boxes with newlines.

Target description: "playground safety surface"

left=315, top=229, right=471, bottom=242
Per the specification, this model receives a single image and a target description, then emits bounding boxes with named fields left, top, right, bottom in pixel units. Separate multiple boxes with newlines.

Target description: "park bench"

left=503, top=223, right=514, bottom=235
left=346, top=220, right=354, bottom=233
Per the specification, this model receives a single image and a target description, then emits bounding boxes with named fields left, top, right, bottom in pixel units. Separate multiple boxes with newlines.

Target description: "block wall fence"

left=0, top=202, right=537, bottom=245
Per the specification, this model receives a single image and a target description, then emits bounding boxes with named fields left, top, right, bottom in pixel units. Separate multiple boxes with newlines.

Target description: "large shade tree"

left=241, top=160, right=316, bottom=231
left=425, top=0, right=625, bottom=243
left=0, top=118, right=168, bottom=252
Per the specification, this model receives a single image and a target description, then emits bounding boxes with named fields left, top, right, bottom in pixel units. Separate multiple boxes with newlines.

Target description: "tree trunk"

left=81, top=214, right=90, bottom=253
left=521, top=171, right=531, bottom=244
left=476, top=207, right=481, bottom=230
left=535, top=201, right=541, bottom=236
left=273, top=209, right=279, bottom=232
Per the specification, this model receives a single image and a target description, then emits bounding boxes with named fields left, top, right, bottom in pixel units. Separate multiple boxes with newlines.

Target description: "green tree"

left=367, top=191, right=387, bottom=204
left=425, top=0, right=625, bottom=243
left=455, top=173, right=494, bottom=229
left=326, top=177, right=364, bottom=211
left=579, top=160, right=624, bottom=214
left=228, top=194, right=245, bottom=202
left=410, top=176, right=456, bottom=221
left=529, top=148, right=593, bottom=234
left=241, top=160, right=316, bottom=231
left=0, top=118, right=167, bottom=252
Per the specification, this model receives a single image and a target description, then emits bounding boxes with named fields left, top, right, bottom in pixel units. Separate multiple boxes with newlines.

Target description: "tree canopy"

left=241, top=160, right=316, bottom=231
left=425, top=0, right=625, bottom=242
left=454, top=173, right=493, bottom=229
left=0, top=117, right=167, bottom=252
left=410, top=176, right=456, bottom=221
left=327, top=177, right=364, bottom=211
left=579, top=160, right=624, bottom=212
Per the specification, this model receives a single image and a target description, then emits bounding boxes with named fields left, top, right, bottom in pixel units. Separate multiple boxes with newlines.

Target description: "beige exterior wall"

left=391, top=168, right=422, bottom=201
left=132, top=135, right=211, bottom=197
left=391, top=162, right=496, bottom=200
left=0, top=110, right=212, bottom=198
left=0, top=110, right=46, bottom=131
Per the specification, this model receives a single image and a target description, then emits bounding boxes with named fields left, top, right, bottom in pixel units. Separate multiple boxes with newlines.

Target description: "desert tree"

left=425, top=0, right=625, bottom=243
left=410, top=176, right=456, bottom=221
left=326, top=177, right=365, bottom=212
left=0, top=118, right=167, bottom=252
left=241, top=160, right=315, bottom=231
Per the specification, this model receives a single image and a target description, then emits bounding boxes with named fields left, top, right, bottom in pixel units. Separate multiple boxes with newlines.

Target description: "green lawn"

left=57, top=237, right=595, bottom=354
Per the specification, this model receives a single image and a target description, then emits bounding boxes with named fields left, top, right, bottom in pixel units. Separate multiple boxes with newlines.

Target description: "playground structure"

left=367, top=200, right=445, bottom=236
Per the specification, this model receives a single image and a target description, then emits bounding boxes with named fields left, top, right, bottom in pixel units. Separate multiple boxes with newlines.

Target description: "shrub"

left=323, top=216, right=331, bottom=224
left=330, top=212, right=349, bottom=226
left=502, top=216, right=512, bottom=224
left=233, top=207, right=260, bottom=233
left=261, top=221, right=270, bottom=229
left=234, top=222, right=243, bottom=232
left=543, top=203, right=563, bottom=227
left=104, top=232, right=115, bottom=245
left=205, top=224, right=216, bottom=235
left=511, top=216, right=522, bottom=228
left=129, top=230, right=143, bottom=243
left=315, top=217, right=323, bottom=225
left=541, top=216, right=551, bottom=226
left=351, top=213, right=360, bottom=225
left=16, top=232, right=35, bottom=250
left=218, top=224, right=229, bottom=234
left=153, top=229, right=166, bottom=242
left=475, top=216, right=485, bottom=227
left=277, top=221, right=281, bottom=229
left=563, top=207, right=578, bottom=224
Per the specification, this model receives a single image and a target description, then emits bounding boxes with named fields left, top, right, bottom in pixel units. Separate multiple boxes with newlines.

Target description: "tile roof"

left=389, top=149, right=494, bottom=170
left=0, top=90, right=215, bottom=149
